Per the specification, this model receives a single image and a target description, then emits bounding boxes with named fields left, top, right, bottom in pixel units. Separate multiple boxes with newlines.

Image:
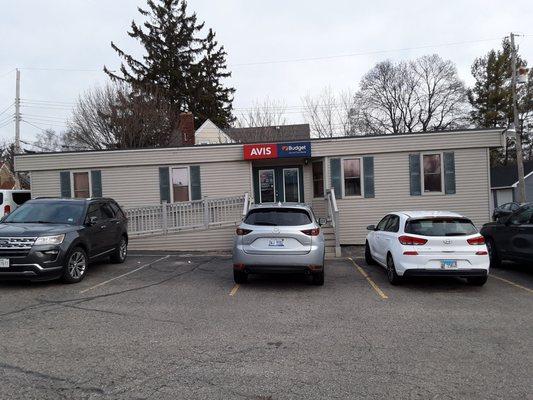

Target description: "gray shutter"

left=91, top=170, right=102, bottom=197
left=363, top=156, right=375, bottom=198
left=409, top=154, right=421, bottom=196
left=330, top=158, right=342, bottom=199
left=190, top=165, right=202, bottom=200
left=444, top=152, right=456, bottom=195
left=60, top=171, right=71, bottom=198
left=159, top=167, right=171, bottom=203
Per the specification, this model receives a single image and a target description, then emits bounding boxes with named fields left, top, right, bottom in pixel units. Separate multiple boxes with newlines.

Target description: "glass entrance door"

left=259, top=169, right=276, bottom=203
left=283, top=168, right=300, bottom=202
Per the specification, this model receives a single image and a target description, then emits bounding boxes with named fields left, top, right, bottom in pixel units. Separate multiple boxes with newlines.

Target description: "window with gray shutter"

left=443, top=152, right=456, bottom=194
left=363, top=156, right=375, bottom=198
left=409, top=154, right=421, bottom=196
left=330, top=158, right=342, bottom=199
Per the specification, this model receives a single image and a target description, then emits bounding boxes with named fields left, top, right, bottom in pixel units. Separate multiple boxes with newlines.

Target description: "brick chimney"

left=179, top=112, right=195, bottom=146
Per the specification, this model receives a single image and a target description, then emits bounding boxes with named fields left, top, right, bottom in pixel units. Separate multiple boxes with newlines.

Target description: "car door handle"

left=100, top=225, right=106, bottom=229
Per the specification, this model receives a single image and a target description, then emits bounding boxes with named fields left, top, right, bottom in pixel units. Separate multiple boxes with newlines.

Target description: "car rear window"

left=12, top=192, right=31, bottom=205
left=244, top=208, right=312, bottom=226
left=404, top=218, right=478, bottom=237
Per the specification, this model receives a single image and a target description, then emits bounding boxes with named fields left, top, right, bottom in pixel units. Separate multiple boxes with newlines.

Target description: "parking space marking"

left=79, top=256, right=170, bottom=294
left=348, top=258, right=388, bottom=299
left=491, top=274, right=533, bottom=294
left=229, top=284, right=240, bottom=296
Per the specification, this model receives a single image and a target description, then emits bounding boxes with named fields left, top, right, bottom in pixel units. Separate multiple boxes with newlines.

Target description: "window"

left=376, top=215, right=390, bottom=231
left=312, top=161, right=324, bottom=198
left=101, top=203, right=115, bottom=219
left=86, top=203, right=104, bottom=221
left=422, top=154, right=442, bottom=193
left=12, top=192, right=31, bottom=205
left=405, top=218, right=478, bottom=236
left=109, top=202, right=126, bottom=219
left=508, top=206, right=533, bottom=225
left=384, top=215, right=400, bottom=232
left=4, top=201, right=85, bottom=225
left=244, top=208, right=312, bottom=226
left=343, top=158, right=361, bottom=196
left=172, top=167, right=190, bottom=202
left=73, top=172, right=90, bottom=198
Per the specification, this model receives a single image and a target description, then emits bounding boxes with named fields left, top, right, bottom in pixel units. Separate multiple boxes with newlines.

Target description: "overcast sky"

left=0, top=0, right=532, bottom=146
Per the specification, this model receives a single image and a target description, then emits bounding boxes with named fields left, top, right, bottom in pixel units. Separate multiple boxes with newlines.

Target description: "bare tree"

left=235, top=98, right=287, bottom=127
left=302, top=87, right=355, bottom=137
left=351, top=55, right=470, bottom=134
left=31, top=129, right=65, bottom=152
left=66, top=82, right=181, bottom=150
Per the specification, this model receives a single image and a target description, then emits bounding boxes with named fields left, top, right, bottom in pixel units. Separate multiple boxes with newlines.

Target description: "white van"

left=0, top=190, right=32, bottom=216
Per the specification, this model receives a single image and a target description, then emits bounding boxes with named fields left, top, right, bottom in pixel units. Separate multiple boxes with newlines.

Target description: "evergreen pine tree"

left=468, top=38, right=533, bottom=165
left=104, top=0, right=235, bottom=129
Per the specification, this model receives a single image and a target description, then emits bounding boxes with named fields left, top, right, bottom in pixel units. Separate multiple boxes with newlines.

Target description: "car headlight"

left=34, top=234, right=65, bottom=246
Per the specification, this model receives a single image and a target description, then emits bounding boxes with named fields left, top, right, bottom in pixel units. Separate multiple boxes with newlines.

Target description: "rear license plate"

left=268, top=239, right=285, bottom=247
left=440, top=259, right=457, bottom=269
left=0, top=258, right=9, bottom=268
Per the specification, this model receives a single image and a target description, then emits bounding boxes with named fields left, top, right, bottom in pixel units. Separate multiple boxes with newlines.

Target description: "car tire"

left=485, top=238, right=501, bottom=269
left=62, top=247, right=88, bottom=284
left=234, top=270, right=248, bottom=284
left=467, top=276, right=488, bottom=286
left=110, top=236, right=128, bottom=264
left=386, top=253, right=402, bottom=285
left=312, top=270, right=324, bottom=286
left=365, top=241, right=375, bottom=265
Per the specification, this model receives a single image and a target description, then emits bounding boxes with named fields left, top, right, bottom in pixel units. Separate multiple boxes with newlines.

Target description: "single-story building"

left=14, top=124, right=503, bottom=253
left=490, top=160, right=533, bottom=210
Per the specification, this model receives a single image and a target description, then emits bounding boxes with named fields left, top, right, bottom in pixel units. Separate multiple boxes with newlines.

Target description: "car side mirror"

left=366, top=224, right=376, bottom=231
left=318, top=217, right=327, bottom=226
left=87, top=216, right=99, bottom=226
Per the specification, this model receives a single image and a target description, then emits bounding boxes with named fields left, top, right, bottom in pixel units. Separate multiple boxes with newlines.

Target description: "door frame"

left=253, top=165, right=305, bottom=203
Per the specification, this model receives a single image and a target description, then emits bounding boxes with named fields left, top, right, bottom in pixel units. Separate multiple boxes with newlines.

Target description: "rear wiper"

left=445, top=233, right=466, bottom=236
left=25, top=221, right=54, bottom=224
left=254, top=222, right=278, bottom=226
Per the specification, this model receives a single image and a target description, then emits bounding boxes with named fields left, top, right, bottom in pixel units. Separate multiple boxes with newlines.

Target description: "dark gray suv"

left=0, top=198, right=128, bottom=283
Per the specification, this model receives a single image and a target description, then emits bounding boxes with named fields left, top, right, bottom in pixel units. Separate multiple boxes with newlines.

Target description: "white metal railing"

left=125, top=194, right=248, bottom=236
left=326, top=188, right=341, bottom=257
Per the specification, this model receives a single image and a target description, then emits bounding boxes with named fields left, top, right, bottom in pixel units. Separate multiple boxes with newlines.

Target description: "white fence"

left=126, top=193, right=250, bottom=236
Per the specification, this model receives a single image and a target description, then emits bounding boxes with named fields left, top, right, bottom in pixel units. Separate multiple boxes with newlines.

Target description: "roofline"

left=14, top=127, right=504, bottom=158
left=491, top=185, right=514, bottom=190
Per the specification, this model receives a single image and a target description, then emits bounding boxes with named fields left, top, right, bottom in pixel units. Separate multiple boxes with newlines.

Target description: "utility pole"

left=510, top=33, right=526, bottom=204
left=13, top=68, right=21, bottom=189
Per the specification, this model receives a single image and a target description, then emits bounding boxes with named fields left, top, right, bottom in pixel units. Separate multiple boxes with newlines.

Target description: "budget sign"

left=277, top=142, right=311, bottom=158
left=243, top=143, right=278, bottom=160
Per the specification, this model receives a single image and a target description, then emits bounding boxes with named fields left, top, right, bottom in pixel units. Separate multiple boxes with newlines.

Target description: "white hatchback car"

left=365, top=211, right=489, bottom=286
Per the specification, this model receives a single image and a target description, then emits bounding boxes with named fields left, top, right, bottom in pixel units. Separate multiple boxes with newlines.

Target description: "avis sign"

left=243, top=142, right=311, bottom=160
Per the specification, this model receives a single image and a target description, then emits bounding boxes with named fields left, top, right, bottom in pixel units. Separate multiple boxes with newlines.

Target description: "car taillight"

left=301, top=228, right=320, bottom=236
left=3, top=205, right=10, bottom=215
left=236, top=228, right=252, bottom=236
left=398, top=235, right=427, bottom=245
left=403, top=251, right=419, bottom=256
left=476, top=251, right=488, bottom=255
left=467, top=236, right=485, bottom=245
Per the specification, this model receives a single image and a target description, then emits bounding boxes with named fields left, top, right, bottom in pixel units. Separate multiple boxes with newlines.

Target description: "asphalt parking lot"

left=0, top=251, right=532, bottom=400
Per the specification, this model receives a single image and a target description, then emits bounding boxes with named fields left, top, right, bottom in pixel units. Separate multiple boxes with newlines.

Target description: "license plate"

left=268, top=239, right=285, bottom=247
left=0, top=258, right=9, bottom=268
left=441, top=259, right=457, bottom=269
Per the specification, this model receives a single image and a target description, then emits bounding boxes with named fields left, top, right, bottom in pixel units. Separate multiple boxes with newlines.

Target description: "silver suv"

left=232, top=203, right=326, bottom=285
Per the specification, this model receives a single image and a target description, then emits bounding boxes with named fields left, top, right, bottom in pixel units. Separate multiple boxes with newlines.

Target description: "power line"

left=0, top=69, right=15, bottom=80
left=0, top=102, right=14, bottom=117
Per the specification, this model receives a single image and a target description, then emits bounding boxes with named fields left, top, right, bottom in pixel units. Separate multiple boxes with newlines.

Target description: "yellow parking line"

left=348, top=257, right=388, bottom=300
left=491, top=274, right=533, bottom=294
left=229, top=284, right=240, bottom=296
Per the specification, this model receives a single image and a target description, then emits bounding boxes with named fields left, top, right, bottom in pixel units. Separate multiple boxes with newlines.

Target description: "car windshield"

left=405, top=218, right=478, bottom=237
left=244, top=208, right=312, bottom=226
left=3, top=202, right=85, bottom=225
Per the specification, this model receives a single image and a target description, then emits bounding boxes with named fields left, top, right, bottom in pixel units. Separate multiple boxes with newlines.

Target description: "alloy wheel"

left=119, top=239, right=127, bottom=261
left=68, top=251, right=87, bottom=279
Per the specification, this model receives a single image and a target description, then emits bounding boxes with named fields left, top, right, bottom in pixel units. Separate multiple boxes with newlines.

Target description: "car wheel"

left=467, top=276, right=488, bottom=286
left=233, top=270, right=248, bottom=284
left=386, top=253, right=402, bottom=285
left=485, top=238, right=501, bottom=269
left=365, top=241, right=375, bottom=265
left=110, top=236, right=128, bottom=264
left=312, top=270, right=324, bottom=286
left=62, top=247, right=88, bottom=284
